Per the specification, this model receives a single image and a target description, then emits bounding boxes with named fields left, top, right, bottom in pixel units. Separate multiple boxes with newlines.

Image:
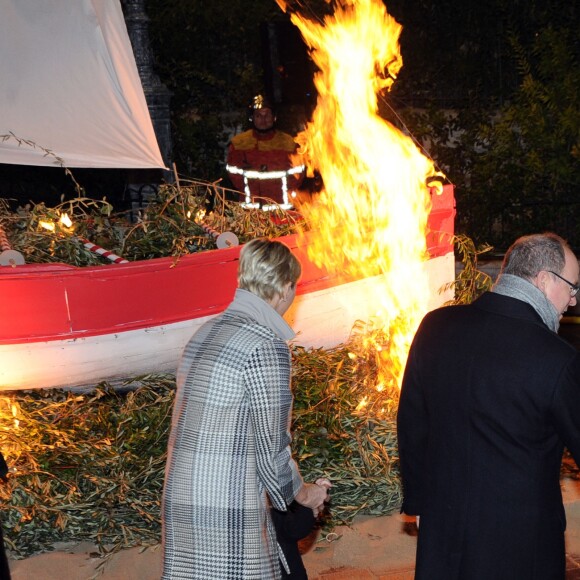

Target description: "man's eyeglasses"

left=548, top=271, right=580, bottom=297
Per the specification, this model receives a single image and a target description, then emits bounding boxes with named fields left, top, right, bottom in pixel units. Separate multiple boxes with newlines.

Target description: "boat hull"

left=0, top=185, right=455, bottom=390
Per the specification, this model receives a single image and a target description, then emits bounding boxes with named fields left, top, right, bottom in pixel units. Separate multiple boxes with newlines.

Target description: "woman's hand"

left=315, top=477, right=331, bottom=490
left=312, top=478, right=332, bottom=516
left=295, top=479, right=332, bottom=512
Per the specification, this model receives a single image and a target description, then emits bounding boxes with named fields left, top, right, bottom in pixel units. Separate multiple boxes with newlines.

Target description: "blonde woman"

left=162, top=238, right=328, bottom=579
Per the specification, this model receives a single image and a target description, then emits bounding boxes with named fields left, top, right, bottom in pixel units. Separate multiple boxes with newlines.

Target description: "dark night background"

left=144, top=0, right=580, bottom=252
left=1, top=0, right=579, bottom=253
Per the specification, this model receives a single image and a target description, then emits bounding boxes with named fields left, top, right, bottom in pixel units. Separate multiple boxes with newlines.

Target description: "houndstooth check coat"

left=162, top=289, right=304, bottom=579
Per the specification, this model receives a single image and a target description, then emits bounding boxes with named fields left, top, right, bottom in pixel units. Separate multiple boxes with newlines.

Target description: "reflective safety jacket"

left=226, top=129, right=305, bottom=209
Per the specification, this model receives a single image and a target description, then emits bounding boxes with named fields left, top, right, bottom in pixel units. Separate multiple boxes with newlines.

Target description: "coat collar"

left=474, top=291, right=548, bottom=328
left=226, top=288, right=295, bottom=341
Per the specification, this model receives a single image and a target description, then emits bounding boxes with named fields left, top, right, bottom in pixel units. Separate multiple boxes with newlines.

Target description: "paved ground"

left=305, top=476, right=580, bottom=579
left=8, top=476, right=580, bottom=579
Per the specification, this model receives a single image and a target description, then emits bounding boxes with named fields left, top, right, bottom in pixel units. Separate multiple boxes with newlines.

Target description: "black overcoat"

left=397, top=292, right=580, bottom=580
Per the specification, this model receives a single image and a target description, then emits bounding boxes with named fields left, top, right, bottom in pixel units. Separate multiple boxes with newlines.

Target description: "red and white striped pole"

left=198, top=222, right=239, bottom=249
left=77, top=237, right=129, bottom=264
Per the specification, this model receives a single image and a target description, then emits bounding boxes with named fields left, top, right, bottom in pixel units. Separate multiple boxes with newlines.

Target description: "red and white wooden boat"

left=0, top=185, right=454, bottom=391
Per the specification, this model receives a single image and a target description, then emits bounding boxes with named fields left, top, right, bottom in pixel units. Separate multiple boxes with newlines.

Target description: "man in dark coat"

left=397, top=232, right=580, bottom=580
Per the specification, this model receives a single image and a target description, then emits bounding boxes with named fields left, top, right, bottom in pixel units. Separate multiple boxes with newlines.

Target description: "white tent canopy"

left=0, top=0, right=166, bottom=169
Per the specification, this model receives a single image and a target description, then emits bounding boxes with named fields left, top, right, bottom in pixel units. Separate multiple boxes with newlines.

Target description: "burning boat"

left=0, top=185, right=453, bottom=391
left=1, top=0, right=456, bottom=391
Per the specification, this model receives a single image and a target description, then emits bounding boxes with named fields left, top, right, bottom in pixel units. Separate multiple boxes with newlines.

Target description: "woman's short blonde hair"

left=238, top=238, right=301, bottom=302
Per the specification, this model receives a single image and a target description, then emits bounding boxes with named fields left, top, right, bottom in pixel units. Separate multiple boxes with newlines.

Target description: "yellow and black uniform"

left=226, top=128, right=304, bottom=209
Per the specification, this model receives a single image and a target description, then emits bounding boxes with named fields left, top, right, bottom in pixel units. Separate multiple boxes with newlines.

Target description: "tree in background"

left=395, top=0, right=580, bottom=250
left=145, top=0, right=580, bottom=250
left=145, top=0, right=283, bottom=180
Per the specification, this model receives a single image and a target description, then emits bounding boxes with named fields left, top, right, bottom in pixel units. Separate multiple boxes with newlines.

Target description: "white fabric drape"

left=0, top=0, right=166, bottom=169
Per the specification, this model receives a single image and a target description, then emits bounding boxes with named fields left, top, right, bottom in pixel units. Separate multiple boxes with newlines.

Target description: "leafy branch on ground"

left=0, top=340, right=403, bottom=559
left=0, top=377, right=174, bottom=558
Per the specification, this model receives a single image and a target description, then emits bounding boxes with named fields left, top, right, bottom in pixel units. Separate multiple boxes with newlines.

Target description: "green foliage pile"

left=0, top=377, right=174, bottom=558
left=292, top=339, right=403, bottom=526
left=0, top=339, right=403, bottom=559
left=0, top=181, right=302, bottom=266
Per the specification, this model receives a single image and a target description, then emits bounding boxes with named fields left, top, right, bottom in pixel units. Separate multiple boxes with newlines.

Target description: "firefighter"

left=226, top=95, right=305, bottom=209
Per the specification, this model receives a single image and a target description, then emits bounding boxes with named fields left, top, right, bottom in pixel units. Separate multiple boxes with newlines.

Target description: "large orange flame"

left=282, top=0, right=442, bottom=398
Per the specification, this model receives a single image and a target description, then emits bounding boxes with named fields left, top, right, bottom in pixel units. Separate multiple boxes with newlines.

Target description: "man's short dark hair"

left=500, top=233, right=569, bottom=280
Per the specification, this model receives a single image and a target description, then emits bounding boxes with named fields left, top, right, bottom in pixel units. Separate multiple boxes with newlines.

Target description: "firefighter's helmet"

left=248, top=94, right=276, bottom=123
